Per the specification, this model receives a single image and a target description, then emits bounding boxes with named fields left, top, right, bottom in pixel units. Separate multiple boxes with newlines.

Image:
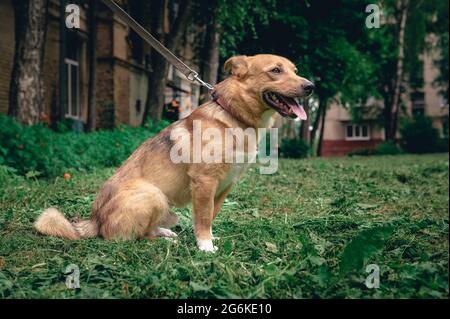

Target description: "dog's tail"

left=34, top=207, right=99, bottom=240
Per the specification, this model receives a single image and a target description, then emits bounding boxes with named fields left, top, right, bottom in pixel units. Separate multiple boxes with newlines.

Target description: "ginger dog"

left=34, top=54, right=314, bottom=252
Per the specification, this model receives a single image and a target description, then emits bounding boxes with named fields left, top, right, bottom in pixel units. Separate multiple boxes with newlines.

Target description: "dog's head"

left=224, top=54, right=314, bottom=120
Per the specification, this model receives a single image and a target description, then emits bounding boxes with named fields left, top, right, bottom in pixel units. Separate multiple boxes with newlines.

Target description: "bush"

left=0, top=115, right=166, bottom=177
left=400, top=115, right=440, bottom=154
left=436, top=138, right=449, bottom=152
left=373, top=141, right=404, bottom=155
left=0, top=165, right=22, bottom=186
left=143, top=117, right=171, bottom=133
left=348, top=148, right=375, bottom=156
left=279, top=138, right=310, bottom=158
left=0, top=115, right=55, bottom=176
left=348, top=141, right=403, bottom=157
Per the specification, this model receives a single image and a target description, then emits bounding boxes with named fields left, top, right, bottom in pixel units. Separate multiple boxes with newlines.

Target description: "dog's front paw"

left=197, top=239, right=218, bottom=253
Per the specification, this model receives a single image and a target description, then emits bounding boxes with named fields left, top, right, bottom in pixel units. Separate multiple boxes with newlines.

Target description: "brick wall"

left=0, top=0, right=15, bottom=114
left=95, top=10, right=132, bottom=128
left=321, top=139, right=383, bottom=157
left=42, top=14, right=61, bottom=119
left=0, top=0, right=90, bottom=123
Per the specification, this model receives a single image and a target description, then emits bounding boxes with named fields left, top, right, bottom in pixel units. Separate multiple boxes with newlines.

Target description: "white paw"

left=197, top=239, right=218, bottom=252
left=153, top=227, right=178, bottom=238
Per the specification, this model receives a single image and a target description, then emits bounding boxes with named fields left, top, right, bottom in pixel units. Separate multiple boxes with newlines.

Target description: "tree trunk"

left=299, top=98, right=310, bottom=144
left=317, top=103, right=327, bottom=157
left=9, top=0, right=49, bottom=125
left=142, top=0, right=193, bottom=125
left=199, top=0, right=220, bottom=104
left=382, top=88, right=393, bottom=140
left=387, top=0, right=409, bottom=141
left=142, top=0, right=166, bottom=125
left=310, top=99, right=325, bottom=145
left=146, top=56, right=170, bottom=124
left=87, top=0, right=97, bottom=131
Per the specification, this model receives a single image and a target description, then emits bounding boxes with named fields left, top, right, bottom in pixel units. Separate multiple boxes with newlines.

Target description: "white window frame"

left=345, top=124, right=370, bottom=141
left=65, top=57, right=81, bottom=119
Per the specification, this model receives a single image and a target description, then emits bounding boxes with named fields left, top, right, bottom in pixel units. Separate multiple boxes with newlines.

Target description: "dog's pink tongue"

left=291, top=103, right=307, bottom=120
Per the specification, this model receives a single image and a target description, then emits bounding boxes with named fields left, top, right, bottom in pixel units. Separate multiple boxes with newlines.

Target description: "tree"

left=197, top=0, right=220, bottom=104
left=370, top=0, right=410, bottom=141
left=226, top=0, right=377, bottom=155
left=365, top=0, right=448, bottom=141
left=218, top=0, right=274, bottom=61
left=430, top=0, right=449, bottom=101
left=389, top=0, right=409, bottom=141
left=194, top=0, right=274, bottom=103
left=87, top=0, right=97, bottom=131
left=299, top=99, right=310, bottom=144
left=8, top=0, right=49, bottom=125
left=141, top=0, right=194, bottom=125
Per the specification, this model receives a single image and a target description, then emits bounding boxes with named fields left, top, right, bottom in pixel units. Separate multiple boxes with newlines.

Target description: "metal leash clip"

left=187, top=71, right=215, bottom=91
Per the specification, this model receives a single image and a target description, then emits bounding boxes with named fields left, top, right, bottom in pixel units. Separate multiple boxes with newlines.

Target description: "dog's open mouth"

left=263, top=92, right=307, bottom=120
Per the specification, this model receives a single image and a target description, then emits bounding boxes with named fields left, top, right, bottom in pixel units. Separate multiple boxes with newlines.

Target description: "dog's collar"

left=211, top=90, right=255, bottom=128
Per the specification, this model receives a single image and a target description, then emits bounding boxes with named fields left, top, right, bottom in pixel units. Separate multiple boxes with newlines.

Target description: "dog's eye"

left=271, top=67, right=282, bottom=74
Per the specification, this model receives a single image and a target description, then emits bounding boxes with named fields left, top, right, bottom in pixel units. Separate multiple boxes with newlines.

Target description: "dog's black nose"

left=302, top=81, right=315, bottom=93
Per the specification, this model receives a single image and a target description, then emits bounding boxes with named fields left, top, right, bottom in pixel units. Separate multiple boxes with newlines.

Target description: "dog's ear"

left=224, top=55, right=248, bottom=79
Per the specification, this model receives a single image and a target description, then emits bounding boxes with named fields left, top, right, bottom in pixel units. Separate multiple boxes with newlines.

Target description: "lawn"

left=0, top=154, right=448, bottom=298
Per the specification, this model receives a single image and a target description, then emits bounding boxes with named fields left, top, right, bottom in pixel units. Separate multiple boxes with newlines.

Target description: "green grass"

left=0, top=154, right=448, bottom=298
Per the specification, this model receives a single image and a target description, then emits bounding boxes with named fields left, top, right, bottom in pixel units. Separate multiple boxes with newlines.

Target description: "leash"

left=100, top=0, right=214, bottom=91
left=100, top=0, right=253, bottom=127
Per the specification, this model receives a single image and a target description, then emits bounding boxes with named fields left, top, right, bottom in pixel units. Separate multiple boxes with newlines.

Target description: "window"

left=65, top=34, right=81, bottom=119
left=345, top=124, right=370, bottom=141
left=411, top=91, right=425, bottom=116
left=65, top=58, right=80, bottom=118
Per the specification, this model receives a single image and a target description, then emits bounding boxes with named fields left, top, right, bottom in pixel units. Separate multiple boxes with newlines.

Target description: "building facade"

left=0, top=0, right=200, bottom=129
left=321, top=47, right=449, bottom=156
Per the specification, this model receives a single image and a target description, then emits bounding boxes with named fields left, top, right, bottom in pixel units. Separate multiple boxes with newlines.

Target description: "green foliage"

left=436, top=138, right=449, bottom=153
left=0, top=115, right=164, bottom=177
left=428, top=0, right=449, bottom=100
left=143, top=116, right=171, bottom=133
left=400, top=115, right=440, bottom=154
left=0, top=115, right=55, bottom=176
left=228, top=0, right=378, bottom=107
left=348, top=148, right=375, bottom=157
left=353, top=0, right=448, bottom=128
left=339, top=225, right=394, bottom=275
left=218, top=0, right=275, bottom=58
left=403, top=0, right=449, bottom=96
left=434, top=31, right=449, bottom=101
left=279, top=138, right=310, bottom=158
left=374, top=141, right=404, bottom=155
left=0, top=154, right=448, bottom=298
left=0, top=165, right=21, bottom=187
left=348, top=141, right=404, bottom=157
left=205, top=0, right=447, bottom=147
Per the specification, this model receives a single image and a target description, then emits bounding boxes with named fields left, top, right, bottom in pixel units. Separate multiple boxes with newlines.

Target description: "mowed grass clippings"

left=0, top=154, right=448, bottom=298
